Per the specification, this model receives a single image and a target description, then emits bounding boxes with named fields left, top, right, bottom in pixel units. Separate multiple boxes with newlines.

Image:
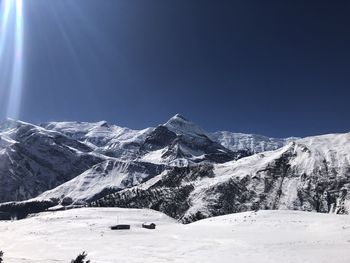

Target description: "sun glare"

left=0, top=0, right=24, bottom=119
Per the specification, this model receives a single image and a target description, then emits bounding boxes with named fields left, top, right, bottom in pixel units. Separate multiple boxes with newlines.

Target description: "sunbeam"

left=0, top=0, right=13, bottom=105
left=6, top=0, right=24, bottom=119
left=0, top=0, right=24, bottom=119
left=0, top=1, right=12, bottom=56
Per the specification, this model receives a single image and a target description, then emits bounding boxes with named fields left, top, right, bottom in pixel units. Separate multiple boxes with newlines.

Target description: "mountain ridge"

left=91, top=132, right=350, bottom=222
left=1, top=115, right=348, bottom=223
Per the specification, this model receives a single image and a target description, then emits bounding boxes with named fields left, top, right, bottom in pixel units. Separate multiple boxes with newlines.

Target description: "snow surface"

left=0, top=208, right=350, bottom=263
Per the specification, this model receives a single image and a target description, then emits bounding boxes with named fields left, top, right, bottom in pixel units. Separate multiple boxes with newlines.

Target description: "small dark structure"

left=110, top=224, right=130, bottom=230
left=0, top=212, right=12, bottom=221
left=142, top=223, right=156, bottom=229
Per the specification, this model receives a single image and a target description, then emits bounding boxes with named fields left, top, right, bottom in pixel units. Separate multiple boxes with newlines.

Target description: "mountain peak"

left=171, top=114, right=188, bottom=121
left=163, top=114, right=207, bottom=136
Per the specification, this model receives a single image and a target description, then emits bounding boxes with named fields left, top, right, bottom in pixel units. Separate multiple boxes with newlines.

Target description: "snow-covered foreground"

left=1, top=208, right=350, bottom=263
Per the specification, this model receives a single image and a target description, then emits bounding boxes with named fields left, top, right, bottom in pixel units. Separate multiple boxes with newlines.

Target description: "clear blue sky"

left=1, top=0, right=350, bottom=137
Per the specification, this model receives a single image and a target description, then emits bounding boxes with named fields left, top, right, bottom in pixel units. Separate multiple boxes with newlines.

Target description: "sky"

left=0, top=0, right=350, bottom=137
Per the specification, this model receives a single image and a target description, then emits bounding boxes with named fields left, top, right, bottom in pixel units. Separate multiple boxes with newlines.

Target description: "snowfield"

left=1, top=208, right=350, bottom=263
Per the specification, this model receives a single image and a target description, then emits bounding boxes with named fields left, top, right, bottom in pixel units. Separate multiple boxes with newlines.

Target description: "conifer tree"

left=71, top=251, right=90, bottom=263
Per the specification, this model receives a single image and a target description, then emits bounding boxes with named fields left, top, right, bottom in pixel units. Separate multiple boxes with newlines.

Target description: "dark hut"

left=142, top=223, right=156, bottom=229
left=110, top=224, right=130, bottom=230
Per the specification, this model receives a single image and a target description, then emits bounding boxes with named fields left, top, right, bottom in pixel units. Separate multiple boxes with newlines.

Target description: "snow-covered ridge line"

left=1, top=115, right=348, bottom=223
left=39, top=114, right=301, bottom=155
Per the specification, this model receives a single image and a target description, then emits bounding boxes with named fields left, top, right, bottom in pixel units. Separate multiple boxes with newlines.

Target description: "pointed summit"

left=171, top=114, right=188, bottom=121
left=163, top=114, right=207, bottom=136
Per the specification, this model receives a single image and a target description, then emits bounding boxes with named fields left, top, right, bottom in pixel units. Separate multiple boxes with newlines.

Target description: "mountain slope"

left=37, top=160, right=166, bottom=204
left=93, top=132, right=350, bottom=222
left=0, top=119, right=104, bottom=203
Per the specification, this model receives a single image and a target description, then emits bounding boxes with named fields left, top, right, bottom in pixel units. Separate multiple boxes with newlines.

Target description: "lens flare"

left=0, top=0, right=24, bottom=119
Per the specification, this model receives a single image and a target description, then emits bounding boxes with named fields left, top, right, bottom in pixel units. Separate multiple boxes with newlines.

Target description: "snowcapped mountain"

left=164, top=113, right=207, bottom=136
left=93, top=132, right=350, bottom=222
left=0, top=119, right=103, bottom=203
left=0, top=114, right=251, bottom=204
left=4, top=114, right=347, bottom=224
left=32, top=115, right=250, bottom=204
left=40, top=120, right=152, bottom=159
left=40, top=114, right=296, bottom=165
left=42, top=114, right=251, bottom=167
left=139, top=114, right=250, bottom=166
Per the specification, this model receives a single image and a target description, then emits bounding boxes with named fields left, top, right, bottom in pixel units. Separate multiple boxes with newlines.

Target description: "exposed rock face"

left=92, top=133, right=350, bottom=223
left=92, top=165, right=211, bottom=220
left=142, top=126, right=177, bottom=151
